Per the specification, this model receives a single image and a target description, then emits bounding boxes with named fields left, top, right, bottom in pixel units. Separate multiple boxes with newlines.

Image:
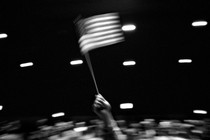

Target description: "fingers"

left=96, top=97, right=105, bottom=103
left=93, top=103, right=100, bottom=108
left=94, top=99, right=104, bottom=108
left=96, top=94, right=105, bottom=101
left=94, top=96, right=106, bottom=107
left=93, top=93, right=111, bottom=111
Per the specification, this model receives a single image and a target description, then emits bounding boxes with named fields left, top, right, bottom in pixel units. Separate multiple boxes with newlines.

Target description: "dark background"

left=0, top=0, right=210, bottom=121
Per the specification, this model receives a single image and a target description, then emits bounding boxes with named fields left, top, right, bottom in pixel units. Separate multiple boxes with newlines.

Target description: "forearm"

left=100, top=110, right=118, bottom=128
left=93, top=94, right=125, bottom=140
left=99, top=110, right=123, bottom=140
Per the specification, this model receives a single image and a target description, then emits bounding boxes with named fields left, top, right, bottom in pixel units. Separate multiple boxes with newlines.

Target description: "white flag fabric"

left=76, top=13, right=124, bottom=54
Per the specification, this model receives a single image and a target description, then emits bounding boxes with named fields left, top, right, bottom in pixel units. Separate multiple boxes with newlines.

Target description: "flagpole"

left=84, top=52, right=100, bottom=94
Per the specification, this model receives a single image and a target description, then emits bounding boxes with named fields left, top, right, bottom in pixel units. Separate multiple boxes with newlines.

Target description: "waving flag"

left=76, top=13, right=124, bottom=54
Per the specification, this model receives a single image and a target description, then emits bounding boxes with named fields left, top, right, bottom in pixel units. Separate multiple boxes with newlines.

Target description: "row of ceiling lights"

left=0, top=20, right=208, bottom=39
left=18, top=58, right=191, bottom=68
left=0, top=20, right=207, bottom=66
left=0, top=103, right=207, bottom=114
left=0, top=21, right=208, bottom=119
left=0, top=20, right=207, bottom=68
left=50, top=108, right=208, bottom=119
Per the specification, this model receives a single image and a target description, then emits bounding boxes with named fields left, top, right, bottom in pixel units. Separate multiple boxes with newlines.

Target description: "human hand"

left=93, top=94, right=111, bottom=113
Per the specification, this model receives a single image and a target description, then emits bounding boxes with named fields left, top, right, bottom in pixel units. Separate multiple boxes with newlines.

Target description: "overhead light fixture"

left=0, top=33, right=8, bottom=39
left=123, top=60, right=136, bottom=66
left=122, top=24, right=136, bottom=31
left=70, top=60, right=83, bottom=65
left=120, top=103, right=133, bottom=109
left=20, top=62, right=33, bottom=67
left=52, top=112, right=65, bottom=118
left=193, top=110, right=207, bottom=114
left=178, top=59, right=192, bottom=63
left=0, top=105, right=3, bottom=110
left=192, top=20, right=208, bottom=27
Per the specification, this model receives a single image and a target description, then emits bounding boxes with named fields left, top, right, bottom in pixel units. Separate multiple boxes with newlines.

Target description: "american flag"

left=76, top=13, right=124, bottom=54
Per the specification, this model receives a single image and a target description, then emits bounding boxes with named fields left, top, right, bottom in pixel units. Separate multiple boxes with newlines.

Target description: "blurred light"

left=0, top=105, right=3, bottom=110
left=191, top=130, right=203, bottom=134
left=37, top=118, right=48, bottom=124
left=140, top=120, right=150, bottom=124
left=20, top=62, right=33, bottom=67
left=123, top=61, right=136, bottom=66
left=159, top=121, right=172, bottom=128
left=181, top=123, right=194, bottom=128
left=75, top=122, right=86, bottom=127
left=70, top=60, right=83, bottom=65
left=193, top=110, right=207, bottom=114
left=74, top=126, right=88, bottom=132
left=144, top=119, right=155, bottom=122
left=178, top=59, right=192, bottom=63
left=52, top=112, right=65, bottom=118
left=120, top=103, right=133, bottom=109
left=122, top=24, right=136, bottom=31
left=192, top=20, right=208, bottom=27
left=0, top=33, right=7, bottom=39
left=184, top=119, right=203, bottom=124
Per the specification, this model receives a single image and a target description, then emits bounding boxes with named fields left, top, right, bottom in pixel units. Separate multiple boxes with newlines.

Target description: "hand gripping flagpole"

left=84, top=52, right=100, bottom=95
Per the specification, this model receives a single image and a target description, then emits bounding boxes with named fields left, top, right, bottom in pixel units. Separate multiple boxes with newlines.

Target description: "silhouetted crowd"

left=0, top=118, right=210, bottom=140
left=1, top=94, right=209, bottom=140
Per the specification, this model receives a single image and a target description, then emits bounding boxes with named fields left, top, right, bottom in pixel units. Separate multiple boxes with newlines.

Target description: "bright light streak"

left=122, top=24, right=136, bottom=31
left=193, top=110, right=207, bottom=114
left=120, top=103, right=133, bottom=109
left=191, top=130, right=203, bottom=134
left=70, top=60, right=83, bottom=65
left=0, top=105, right=3, bottom=110
left=52, top=112, right=65, bottom=118
left=192, top=21, right=208, bottom=27
left=0, top=33, right=7, bottom=39
left=20, top=62, right=33, bottom=67
left=178, top=59, right=192, bottom=63
left=74, top=127, right=88, bottom=132
left=123, top=61, right=136, bottom=66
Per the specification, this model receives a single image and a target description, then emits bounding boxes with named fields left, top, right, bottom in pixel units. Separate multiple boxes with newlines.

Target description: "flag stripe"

left=79, top=29, right=122, bottom=42
left=81, top=37, right=124, bottom=53
left=80, top=33, right=123, bottom=48
left=86, top=20, right=119, bottom=29
left=84, top=13, right=119, bottom=25
left=87, top=25, right=121, bottom=34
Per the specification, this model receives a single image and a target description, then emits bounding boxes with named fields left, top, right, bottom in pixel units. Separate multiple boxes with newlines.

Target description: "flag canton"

left=75, top=19, right=87, bottom=38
